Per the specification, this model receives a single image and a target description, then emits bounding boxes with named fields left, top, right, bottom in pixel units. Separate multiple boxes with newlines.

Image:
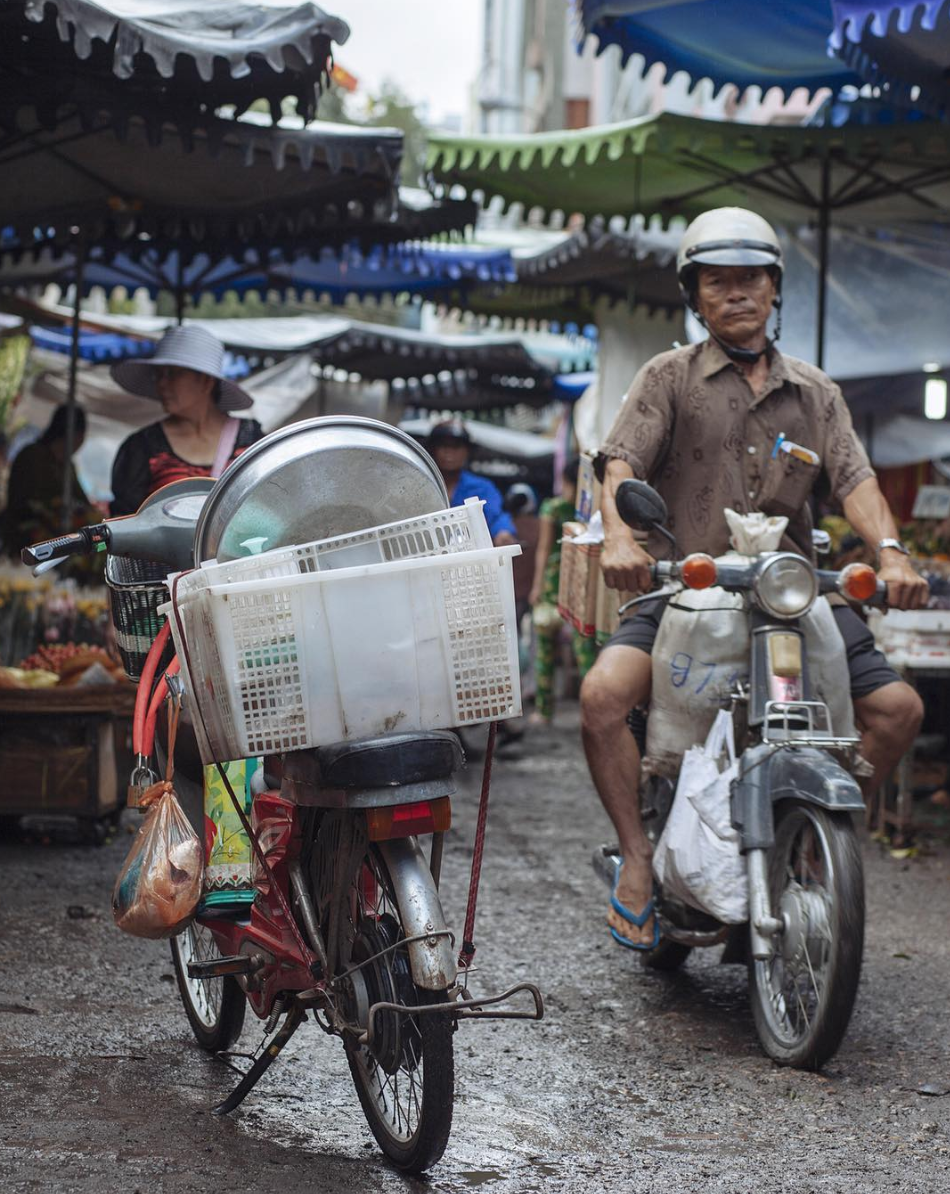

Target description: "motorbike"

left=593, top=478, right=886, bottom=1070
left=23, top=454, right=542, bottom=1174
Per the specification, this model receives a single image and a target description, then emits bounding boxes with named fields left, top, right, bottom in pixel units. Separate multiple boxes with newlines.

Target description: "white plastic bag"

left=652, top=710, right=749, bottom=924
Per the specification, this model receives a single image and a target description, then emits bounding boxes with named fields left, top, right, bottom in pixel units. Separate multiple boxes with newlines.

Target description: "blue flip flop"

left=609, top=870, right=660, bottom=952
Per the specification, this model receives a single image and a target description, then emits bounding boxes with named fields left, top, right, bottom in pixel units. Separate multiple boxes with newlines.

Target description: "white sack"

left=652, top=710, right=748, bottom=924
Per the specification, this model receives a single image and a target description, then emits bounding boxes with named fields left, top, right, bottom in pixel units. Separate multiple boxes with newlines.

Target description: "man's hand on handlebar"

left=601, top=535, right=655, bottom=594
left=879, top=552, right=929, bottom=611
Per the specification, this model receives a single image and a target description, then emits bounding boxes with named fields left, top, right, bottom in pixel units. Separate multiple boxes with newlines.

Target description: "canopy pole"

left=816, top=158, right=830, bottom=371
left=175, top=255, right=186, bottom=325
left=61, top=231, right=87, bottom=531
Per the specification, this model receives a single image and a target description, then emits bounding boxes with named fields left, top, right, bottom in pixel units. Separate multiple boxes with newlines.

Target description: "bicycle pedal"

left=187, top=954, right=260, bottom=979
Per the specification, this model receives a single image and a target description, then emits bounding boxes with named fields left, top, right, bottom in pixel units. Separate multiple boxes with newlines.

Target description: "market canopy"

left=0, top=79, right=403, bottom=247
left=460, top=218, right=681, bottom=321
left=831, top=1, right=950, bottom=119
left=0, top=239, right=513, bottom=307
left=575, top=0, right=862, bottom=99
left=429, top=111, right=950, bottom=364
left=0, top=0, right=348, bottom=123
left=428, top=111, right=950, bottom=230
left=14, top=303, right=596, bottom=404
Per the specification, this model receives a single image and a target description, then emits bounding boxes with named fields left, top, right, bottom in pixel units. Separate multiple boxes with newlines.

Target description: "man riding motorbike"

left=580, top=206, right=928, bottom=950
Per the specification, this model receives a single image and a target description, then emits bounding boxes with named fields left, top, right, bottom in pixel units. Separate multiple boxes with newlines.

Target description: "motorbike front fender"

left=377, top=836, right=457, bottom=991
left=733, top=744, right=865, bottom=852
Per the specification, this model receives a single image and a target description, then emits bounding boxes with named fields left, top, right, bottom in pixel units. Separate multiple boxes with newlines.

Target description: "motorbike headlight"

left=753, top=553, right=818, bottom=620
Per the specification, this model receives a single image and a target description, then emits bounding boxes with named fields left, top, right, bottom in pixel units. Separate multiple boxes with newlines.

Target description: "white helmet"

left=676, top=207, right=783, bottom=310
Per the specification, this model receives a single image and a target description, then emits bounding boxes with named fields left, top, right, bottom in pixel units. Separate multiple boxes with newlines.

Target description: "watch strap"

left=877, top=537, right=909, bottom=557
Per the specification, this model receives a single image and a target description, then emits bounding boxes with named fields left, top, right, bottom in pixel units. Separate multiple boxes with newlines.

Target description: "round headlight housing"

left=753, top=553, right=818, bottom=620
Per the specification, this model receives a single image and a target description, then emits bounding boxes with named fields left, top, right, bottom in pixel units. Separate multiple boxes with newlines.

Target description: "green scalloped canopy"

left=428, top=112, right=950, bottom=228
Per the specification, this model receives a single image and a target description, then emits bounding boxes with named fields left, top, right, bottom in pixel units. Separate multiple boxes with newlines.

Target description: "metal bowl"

left=194, top=416, right=448, bottom=562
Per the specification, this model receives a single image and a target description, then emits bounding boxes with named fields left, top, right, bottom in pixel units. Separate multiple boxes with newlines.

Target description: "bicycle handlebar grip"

left=21, top=529, right=92, bottom=566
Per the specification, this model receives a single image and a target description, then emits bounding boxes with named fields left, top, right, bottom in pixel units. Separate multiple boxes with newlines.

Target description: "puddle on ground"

left=459, top=1170, right=504, bottom=1186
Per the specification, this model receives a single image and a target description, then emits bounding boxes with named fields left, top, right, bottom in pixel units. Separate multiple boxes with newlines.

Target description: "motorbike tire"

left=169, top=922, right=246, bottom=1053
left=748, top=801, right=864, bottom=1070
left=338, top=846, right=454, bottom=1174
left=640, top=938, right=693, bottom=971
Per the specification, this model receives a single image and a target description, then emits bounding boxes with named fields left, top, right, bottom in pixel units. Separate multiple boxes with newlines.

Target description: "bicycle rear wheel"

left=337, top=845, right=454, bottom=1173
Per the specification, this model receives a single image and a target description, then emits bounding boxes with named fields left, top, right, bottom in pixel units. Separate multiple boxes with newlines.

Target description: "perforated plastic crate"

left=178, top=498, right=492, bottom=597
left=165, top=535, right=521, bottom=764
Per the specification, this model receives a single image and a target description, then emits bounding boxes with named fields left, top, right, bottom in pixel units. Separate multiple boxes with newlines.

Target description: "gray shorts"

left=607, top=600, right=900, bottom=699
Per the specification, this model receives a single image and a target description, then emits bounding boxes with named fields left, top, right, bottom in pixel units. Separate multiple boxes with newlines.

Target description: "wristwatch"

left=877, top=538, right=910, bottom=558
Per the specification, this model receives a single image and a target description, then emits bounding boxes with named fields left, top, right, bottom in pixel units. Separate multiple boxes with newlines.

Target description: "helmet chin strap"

left=695, top=300, right=782, bottom=366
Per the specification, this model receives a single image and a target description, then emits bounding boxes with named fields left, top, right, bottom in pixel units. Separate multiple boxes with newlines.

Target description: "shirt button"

left=747, top=445, right=757, bottom=455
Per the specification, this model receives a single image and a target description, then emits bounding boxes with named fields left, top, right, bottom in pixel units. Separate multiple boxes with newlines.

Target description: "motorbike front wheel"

left=338, top=846, right=454, bottom=1174
left=748, top=801, right=864, bottom=1069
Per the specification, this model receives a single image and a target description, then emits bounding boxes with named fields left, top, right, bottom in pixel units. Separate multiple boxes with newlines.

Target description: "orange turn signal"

left=681, top=553, right=718, bottom=590
left=366, top=797, right=452, bottom=842
left=838, top=562, right=878, bottom=603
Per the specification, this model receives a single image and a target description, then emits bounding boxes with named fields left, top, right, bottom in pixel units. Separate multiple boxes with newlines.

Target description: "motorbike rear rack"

left=363, top=981, right=544, bottom=1049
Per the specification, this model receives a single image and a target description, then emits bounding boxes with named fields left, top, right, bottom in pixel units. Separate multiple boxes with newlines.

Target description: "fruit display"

left=4, top=643, right=128, bottom=688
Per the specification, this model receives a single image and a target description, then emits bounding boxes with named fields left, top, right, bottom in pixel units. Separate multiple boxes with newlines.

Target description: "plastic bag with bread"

left=112, top=696, right=202, bottom=939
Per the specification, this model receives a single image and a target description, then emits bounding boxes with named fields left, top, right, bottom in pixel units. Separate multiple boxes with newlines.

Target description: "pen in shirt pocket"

left=771, top=432, right=819, bottom=466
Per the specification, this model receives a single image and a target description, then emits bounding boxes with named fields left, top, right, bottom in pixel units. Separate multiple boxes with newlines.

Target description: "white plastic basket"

left=167, top=540, right=522, bottom=764
left=181, top=497, right=492, bottom=593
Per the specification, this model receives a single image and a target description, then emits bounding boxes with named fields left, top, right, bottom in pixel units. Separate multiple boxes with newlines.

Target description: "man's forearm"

left=602, top=458, right=635, bottom=543
left=841, top=476, right=900, bottom=555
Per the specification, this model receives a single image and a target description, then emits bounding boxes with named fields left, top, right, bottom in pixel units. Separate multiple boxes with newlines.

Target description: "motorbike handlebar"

left=20, top=524, right=110, bottom=567
left=647, top=559, right=890, bottom=606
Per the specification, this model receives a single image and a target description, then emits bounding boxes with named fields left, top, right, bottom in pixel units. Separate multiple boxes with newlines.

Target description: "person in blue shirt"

left=428, top=420, right=517, bottom=546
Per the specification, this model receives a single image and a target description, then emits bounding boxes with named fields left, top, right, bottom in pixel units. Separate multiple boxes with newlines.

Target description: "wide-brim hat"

left=110, top=325, right=253, bottom=412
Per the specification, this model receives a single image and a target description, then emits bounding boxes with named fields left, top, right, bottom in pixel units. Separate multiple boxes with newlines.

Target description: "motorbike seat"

left=314, top=730, right=463, bottom=790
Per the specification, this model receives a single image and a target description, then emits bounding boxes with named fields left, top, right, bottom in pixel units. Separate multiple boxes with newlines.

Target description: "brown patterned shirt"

left=595, top=340, right=874, bottom=560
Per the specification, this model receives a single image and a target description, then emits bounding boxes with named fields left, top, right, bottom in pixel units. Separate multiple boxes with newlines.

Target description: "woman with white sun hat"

left=109, top=325, right=264, bottom=516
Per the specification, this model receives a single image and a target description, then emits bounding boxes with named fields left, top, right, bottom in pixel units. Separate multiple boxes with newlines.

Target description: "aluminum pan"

left=195, top=415, right=448, bottom=563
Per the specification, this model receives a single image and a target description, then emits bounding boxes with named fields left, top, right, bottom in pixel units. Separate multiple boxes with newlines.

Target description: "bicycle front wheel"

left=170, top=921, right=246, bottom=1052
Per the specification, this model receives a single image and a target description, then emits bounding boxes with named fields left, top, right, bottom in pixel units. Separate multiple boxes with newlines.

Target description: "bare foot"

left=528, top=711, right=552, bottom=728
left=607, top=850, right=655, bottom=947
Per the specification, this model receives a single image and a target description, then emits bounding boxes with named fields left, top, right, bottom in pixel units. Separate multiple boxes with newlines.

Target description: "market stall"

left=0, top=564, right=135, bottom=839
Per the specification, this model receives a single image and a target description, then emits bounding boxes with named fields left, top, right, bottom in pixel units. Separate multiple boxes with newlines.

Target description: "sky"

left=322, top=0, right=484, bottom=128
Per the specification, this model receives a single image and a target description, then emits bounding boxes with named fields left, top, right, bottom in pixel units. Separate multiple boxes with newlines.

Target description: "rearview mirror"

left=615, top=479, right=668, bottom=531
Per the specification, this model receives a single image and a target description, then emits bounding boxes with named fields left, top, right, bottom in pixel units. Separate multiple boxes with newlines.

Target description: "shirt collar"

left=700, top=337, right=792, bottom=396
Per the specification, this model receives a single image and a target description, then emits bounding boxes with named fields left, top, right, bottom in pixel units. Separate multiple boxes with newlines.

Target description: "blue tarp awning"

left=831, top=1, right=950, bottom=119
left=0, top=241, right=513, bottom=305
left=576, top=0, right=862, bottom=98
left=29, top=324, right=251, bottom=375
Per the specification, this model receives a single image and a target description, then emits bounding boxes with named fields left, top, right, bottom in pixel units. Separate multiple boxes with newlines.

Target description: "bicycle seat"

left=311, top=730, right=463, bottom=789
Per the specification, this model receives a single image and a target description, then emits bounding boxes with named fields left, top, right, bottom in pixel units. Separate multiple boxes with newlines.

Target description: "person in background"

left=0, top=405, right=99, bottom=562
left=110, top=326, right=263, bottom=516
left=527, top=457, right=596, bottom=725
left=427, top=419, right=517, bottom=546
left=0, top=431, right=9, bottom=517
left=429, top=418, right=523, bottom=748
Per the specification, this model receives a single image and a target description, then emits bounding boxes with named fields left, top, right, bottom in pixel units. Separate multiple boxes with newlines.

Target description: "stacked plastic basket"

left=164, top=499, right=522, bottom=763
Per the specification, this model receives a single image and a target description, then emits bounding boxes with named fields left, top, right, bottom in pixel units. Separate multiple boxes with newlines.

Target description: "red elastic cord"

left=132, top=620, right=172, bottom=756
left=141, top=656, right=181, bottom=759
left=458, top=721, right=497, bottom=970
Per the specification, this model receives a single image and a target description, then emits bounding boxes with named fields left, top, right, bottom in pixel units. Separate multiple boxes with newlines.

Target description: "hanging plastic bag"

left=652, top=709, right=749, bottom=924
left=112, top=696, right=203, bottom=939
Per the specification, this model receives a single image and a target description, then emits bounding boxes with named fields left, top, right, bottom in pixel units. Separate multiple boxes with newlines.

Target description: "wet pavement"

left=2, top=706, right=950, bottom=1193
